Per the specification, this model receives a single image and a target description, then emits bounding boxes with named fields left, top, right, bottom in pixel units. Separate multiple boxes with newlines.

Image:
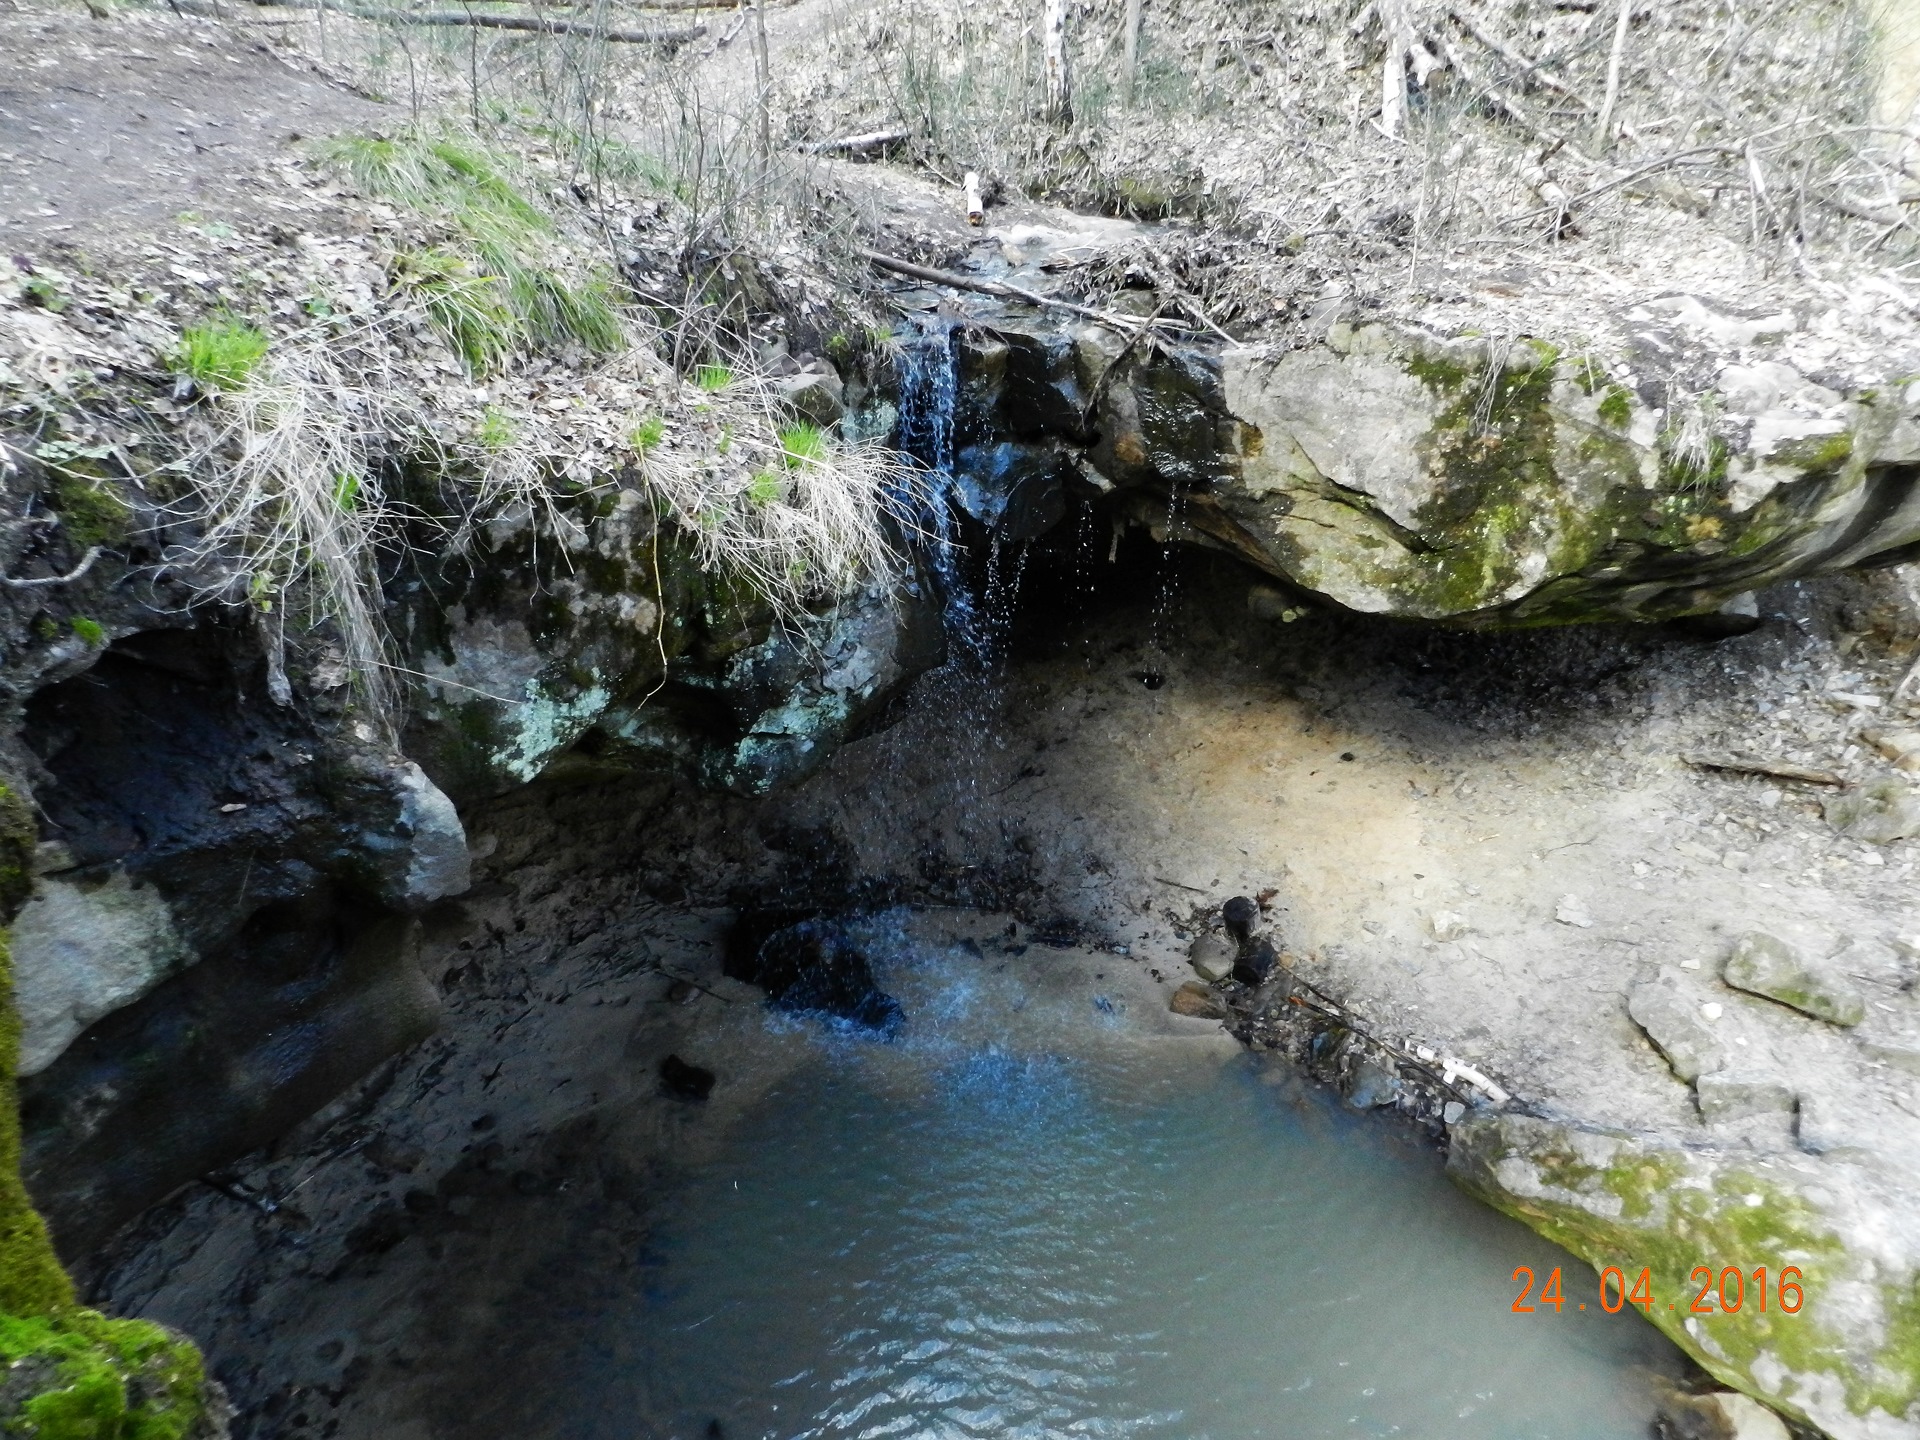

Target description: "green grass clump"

left=778, top=423, right=827, bottom=469
left=393, top=248, right=520, bottom=375
left=176, top=318, right=269, bottom=392
left=21, top=276, right=65, bottom=313
left=629, top=415, right=666, bottom=453
left=746, top=471, right=785, bottom=506
left=69, top=618, right=104, bottom=648
left=694, top=364, right=733, bottom=392
left=324, top=132, right=622, bottom=358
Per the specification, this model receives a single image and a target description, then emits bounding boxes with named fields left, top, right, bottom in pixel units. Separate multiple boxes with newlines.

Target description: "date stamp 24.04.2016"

left=1512, top=1265, right=1804, bottom=1316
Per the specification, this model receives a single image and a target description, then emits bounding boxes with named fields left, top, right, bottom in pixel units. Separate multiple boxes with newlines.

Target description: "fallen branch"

left=1683, top=753, right=1846, bottom=786
left=1446, top=8, right=1592, bottom=109
left=854, top=246, right=1191, bottom=334
left=1518, top=157, right=1577, bottom=236
left=800, top=128, right=910, bottom=156
left=256, top=0, right=703, bottom=42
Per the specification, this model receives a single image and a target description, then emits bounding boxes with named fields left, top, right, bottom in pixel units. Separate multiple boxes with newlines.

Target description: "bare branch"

left=1, top=546, right=103, bottom=589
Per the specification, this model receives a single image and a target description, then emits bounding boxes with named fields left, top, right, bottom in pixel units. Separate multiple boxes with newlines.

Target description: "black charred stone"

left=659, top=1054, right=716, bottom=1102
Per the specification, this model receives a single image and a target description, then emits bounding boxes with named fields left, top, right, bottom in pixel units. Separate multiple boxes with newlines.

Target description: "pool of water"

left=563, top=923, right=1684, bottom=1440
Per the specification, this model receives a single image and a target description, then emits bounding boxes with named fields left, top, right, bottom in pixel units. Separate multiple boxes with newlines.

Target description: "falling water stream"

left=531, top=330, right=1693, bottom=1439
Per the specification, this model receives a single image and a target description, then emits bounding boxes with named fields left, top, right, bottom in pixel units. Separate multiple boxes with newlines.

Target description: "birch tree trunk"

left=1121, top=0, right=1141, bottom=105
left=1042, top=0, right=1072, bottom=125
left=1378, top=0, right=1410, bottom=138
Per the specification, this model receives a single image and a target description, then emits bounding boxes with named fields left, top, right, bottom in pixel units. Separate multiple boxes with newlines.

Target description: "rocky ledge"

left=924, top=297, right=1920, bottom=629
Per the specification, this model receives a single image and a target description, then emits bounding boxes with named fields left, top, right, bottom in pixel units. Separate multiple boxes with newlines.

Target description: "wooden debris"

left=854, top=246, right=1191, bottom=334
left=1518, top=157, right=1578, bottom=236
left=1595, top=0, right=1632, bottom=149
left=800, top=129, right=909, bottom=156
left=1683, top=754, right=1847, bottom=787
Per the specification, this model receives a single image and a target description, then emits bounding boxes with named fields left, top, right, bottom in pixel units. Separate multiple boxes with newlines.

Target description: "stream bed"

left=547, top=921, right=1687, bottom=1440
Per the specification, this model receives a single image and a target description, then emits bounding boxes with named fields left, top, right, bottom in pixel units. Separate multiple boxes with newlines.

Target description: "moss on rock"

left=0, top=915, right=224, bottom=1438
left=1450, top=1112, right=1920, bottom=1438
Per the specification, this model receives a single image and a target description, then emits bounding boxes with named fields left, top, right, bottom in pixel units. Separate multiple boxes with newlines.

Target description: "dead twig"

left=1445, top=8, right=1592, bottom=110
left=854, top=246, right=1191, bottom=335
left=1683, top=753, right=1846, bottom=786
left=1, top=546, right=102, bottom=588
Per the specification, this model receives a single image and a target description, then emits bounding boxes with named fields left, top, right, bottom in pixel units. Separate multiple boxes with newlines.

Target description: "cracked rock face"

left=946, top=305, right=1920, bottom=627
left=1723, top=932, right=1868, bottom=1028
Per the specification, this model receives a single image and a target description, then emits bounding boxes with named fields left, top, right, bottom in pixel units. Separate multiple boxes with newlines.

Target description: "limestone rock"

left=1344, top=1058, right=1399, bottom=1108
left=1168, top=980, right=1229, bottom=1019
left=1629, top=973, right=1727, bottom=1081
left=357, top=762, right=471, bottom=911
left=21, top=916, right=441, bottom=1257
left=1824, top=780, right=1920, bottom=845
left=12, top=867, right=192, bottom=1075
left=1856, top=1007, right=1920, bottom=1075
left=775, top=360, right=846, bottom=424
left=1863, top=729, right=1920, bottom=773
left=1448, top=1111, right=1920, bottom=1440
left=1724, top=932, right=1867, bottom=1027
left=1694, top=1071, right=1796, bottom=1124
left=1656, top=1389, right=1793, bottom=1440
left=1187, top=933, right=1235, bottom=982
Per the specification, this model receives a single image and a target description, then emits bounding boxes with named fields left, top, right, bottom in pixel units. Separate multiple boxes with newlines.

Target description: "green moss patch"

left=0, top=917, right=222, bottom=1438
left=1451, top=1115, right=1920, bottom=1429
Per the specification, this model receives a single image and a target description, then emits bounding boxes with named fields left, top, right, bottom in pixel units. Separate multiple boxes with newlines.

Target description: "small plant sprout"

left=779, top=423, right=828, bottom=469
left=480, top=406, right=518, bottom=452
left=694, top=364, right=733, bottom=392
left=747, top=471, right=785, bottom=506
left=716, top=425, right=734, bottom=456
left=629, top=415, right=666, bottom=453
left=331, top=473, right=362, bottom=512
left=177, top=318, right=270, bottom=392
left=21, top=276, right=65, bottom=312
left=69, top=617, right=105, bottom=647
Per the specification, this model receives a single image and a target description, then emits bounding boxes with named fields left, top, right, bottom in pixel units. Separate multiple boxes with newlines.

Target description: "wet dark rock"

left=659, top=1054, right=716, bottom=1102
left=21, top=914, right=439, bottom=1261
left=1222, top=896, right=1259, bottom=942
left=1232, top=938, right=1278, bottom=988
left=730, top=915, right=903, bottom=1033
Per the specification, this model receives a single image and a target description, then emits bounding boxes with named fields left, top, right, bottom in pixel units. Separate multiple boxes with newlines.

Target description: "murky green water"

left=571, top=927, right=1683, bottom=1439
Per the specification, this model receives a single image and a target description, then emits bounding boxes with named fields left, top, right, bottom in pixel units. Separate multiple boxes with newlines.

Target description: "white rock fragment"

left=1554, top=895, right=1593, bottom=928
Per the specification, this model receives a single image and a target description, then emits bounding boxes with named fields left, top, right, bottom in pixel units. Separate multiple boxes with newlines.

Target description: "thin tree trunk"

left=749, top=0, right=771, bottom=170
left=1042, top=0, right=1072, bottom=125
left=1594, top=0, right=1630, bottom=151
left=1379, top=0, right=1409, bottom=137
left=1121, top=0, right=1141, bottom=105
